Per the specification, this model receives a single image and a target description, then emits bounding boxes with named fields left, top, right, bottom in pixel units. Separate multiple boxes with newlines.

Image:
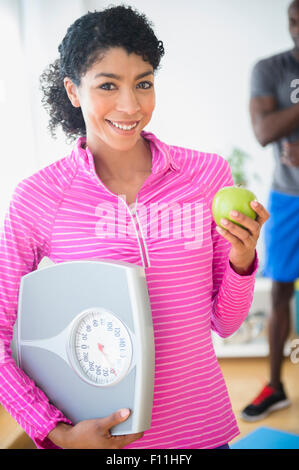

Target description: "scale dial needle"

left=97, top=343, right=117, bottom=376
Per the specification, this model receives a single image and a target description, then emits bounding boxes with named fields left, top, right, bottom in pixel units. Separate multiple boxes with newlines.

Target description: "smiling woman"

left=39, top=6, right=164, bottom=200
left=0, top=3, right=269, bottom=452
left=39, top=6, right=164, bottom=143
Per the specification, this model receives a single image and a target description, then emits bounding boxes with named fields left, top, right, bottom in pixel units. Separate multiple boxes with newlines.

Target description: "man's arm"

left=250, top=95, right=299, bottom=147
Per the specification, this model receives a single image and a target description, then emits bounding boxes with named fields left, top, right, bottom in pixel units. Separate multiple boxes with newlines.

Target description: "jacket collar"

left=73, top=131, right=173, bottom=181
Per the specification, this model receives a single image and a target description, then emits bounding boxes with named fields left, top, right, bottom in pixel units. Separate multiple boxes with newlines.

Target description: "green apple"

left=212, top=185, right=257, bottom=229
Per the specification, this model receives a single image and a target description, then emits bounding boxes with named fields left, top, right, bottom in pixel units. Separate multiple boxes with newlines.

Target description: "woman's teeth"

left=109, top=121, right=138, bottom=130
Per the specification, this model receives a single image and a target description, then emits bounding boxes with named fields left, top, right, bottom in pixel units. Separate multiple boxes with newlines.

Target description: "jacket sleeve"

left=0, top=181, right=72, bottom=449
left=210, top=157, right=259, bottom=338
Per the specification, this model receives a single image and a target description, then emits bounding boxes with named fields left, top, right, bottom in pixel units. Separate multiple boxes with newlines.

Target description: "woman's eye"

left=99, top=81, right=153, bottom=91
left=99, top=83, right=116, bottom=91
left=137, top=81, right=153, bottom=89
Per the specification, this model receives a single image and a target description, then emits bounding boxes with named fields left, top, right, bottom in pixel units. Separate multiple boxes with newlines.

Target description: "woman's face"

left=64, top=47, right=155, bottom=151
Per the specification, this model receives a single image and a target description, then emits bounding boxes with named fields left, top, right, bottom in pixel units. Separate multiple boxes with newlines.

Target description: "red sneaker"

left=241, top=382, right=291, bottom=422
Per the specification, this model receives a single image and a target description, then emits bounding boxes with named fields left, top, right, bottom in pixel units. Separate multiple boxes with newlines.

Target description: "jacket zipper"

left=86, top=147, right=151, bottom=268
left=93, top=174, right=150, bottom=268
left=118, top=194, right=151, bottom=269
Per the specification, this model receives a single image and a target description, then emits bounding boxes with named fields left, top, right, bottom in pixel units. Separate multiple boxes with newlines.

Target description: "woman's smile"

left=105, top=119, right=140, bottom=135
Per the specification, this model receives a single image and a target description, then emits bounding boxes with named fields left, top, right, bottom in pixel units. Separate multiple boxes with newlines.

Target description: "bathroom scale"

left=13, top=258, right=155, bottom=435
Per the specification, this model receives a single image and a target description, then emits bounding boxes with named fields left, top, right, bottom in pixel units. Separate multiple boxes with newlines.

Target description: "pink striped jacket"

left=0, top=130, right=258, bottom=449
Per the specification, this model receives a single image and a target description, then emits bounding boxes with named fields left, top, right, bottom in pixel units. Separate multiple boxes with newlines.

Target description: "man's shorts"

left=263, top=189, right=299, bottom=282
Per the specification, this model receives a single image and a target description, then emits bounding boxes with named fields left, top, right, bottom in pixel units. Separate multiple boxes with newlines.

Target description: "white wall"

left=1, top=0, right=294, bottom=269
left=18, top=0, right=85, bottom=173
left=0, top=0, right=36, bottom=216
left=0, top=0, right=85, bottom=217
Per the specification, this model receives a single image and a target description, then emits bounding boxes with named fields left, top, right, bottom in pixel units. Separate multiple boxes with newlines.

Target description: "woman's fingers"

left=216, top=225, right=248, bottom=248
left=219, top=201, right=270, bottom=239
left=249, top=200, right=270, bottom=226
left=216, top=201, right=270, bottom=248
left=221, top=213, right=259, bottom=239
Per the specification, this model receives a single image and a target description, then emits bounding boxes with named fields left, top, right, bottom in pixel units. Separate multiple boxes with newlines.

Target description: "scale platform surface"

left=12, top=258, right=155, bottom=435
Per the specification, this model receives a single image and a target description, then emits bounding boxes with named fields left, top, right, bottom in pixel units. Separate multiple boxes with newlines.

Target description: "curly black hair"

left=39, top=4, right=165, bottom=143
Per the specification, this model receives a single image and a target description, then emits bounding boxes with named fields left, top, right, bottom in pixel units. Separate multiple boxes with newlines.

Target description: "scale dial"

left=68, top=308, right=133, bottom=387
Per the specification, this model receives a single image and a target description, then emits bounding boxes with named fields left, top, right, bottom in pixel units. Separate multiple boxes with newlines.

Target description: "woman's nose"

left=115, top=88, right=141, bottom=114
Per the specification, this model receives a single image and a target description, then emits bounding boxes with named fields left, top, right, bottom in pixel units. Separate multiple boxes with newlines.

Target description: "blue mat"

left=231, top=427, right=299, bottom=449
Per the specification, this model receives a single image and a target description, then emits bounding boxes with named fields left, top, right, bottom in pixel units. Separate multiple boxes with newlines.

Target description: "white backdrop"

left=0, top=0, right=294, bottom=269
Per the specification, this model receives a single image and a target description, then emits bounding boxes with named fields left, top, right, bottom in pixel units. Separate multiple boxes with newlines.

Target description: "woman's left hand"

left=215, top=200, right=270, bottom=275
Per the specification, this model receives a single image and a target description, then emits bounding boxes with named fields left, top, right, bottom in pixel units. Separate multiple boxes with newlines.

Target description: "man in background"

left=242, top=0, right=299, bottom=422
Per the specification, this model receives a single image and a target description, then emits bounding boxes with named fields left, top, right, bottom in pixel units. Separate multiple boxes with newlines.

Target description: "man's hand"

left=215, top=200, right=270, bottom=275
left=281, top=141, right=299, bottom=166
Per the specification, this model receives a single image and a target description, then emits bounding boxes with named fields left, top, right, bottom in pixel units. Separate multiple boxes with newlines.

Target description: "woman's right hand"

left=47, top=408, right=144, bottom=449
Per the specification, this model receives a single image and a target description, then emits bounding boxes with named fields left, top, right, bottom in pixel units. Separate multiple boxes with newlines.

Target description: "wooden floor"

left=0, top=356, right=298, bottom=449
left=218, top=356, right=299, bottom=445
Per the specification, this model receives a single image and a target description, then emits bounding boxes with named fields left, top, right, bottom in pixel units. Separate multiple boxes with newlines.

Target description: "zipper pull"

left=130, top=194, right=139, bottom=215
